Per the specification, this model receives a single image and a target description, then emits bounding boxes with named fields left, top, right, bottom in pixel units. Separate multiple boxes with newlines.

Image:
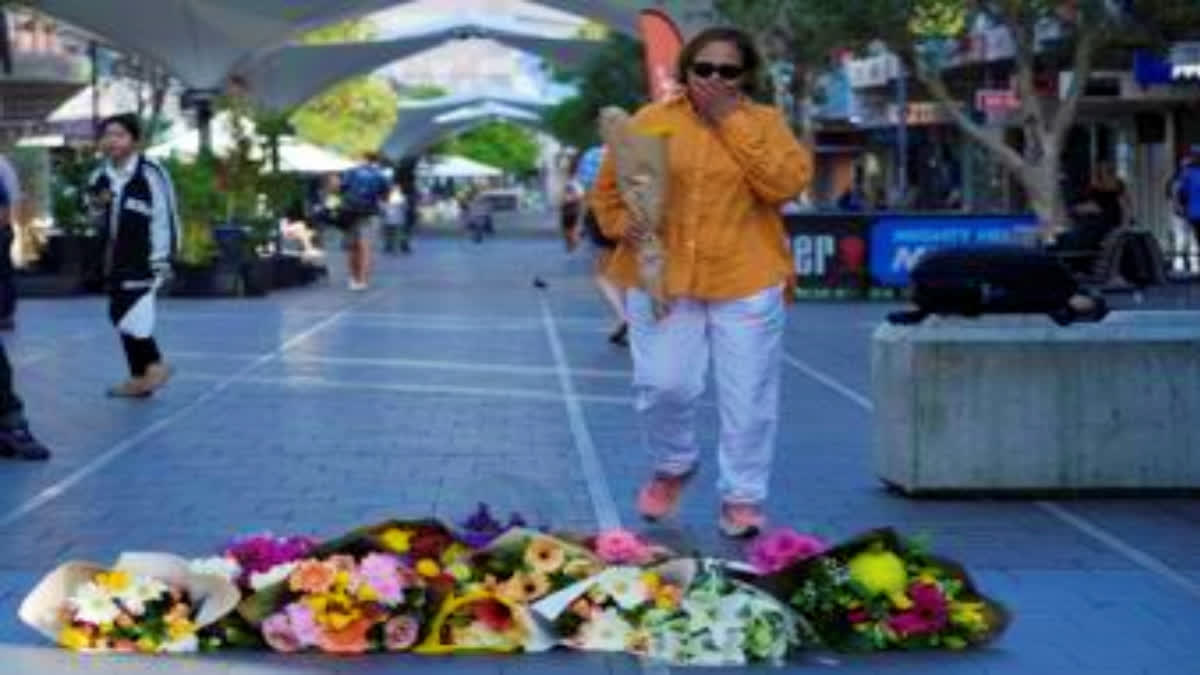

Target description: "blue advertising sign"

left=868, top=214, right=1038, bottom=287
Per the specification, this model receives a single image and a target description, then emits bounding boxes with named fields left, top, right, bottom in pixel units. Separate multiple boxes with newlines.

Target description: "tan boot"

left=107, top=378, right=150, bottom=398
left=141, top=363, right=172, bottom=394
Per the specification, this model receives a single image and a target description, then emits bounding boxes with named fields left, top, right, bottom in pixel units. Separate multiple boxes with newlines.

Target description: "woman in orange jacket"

left=590, top=27, right=812, bottom=537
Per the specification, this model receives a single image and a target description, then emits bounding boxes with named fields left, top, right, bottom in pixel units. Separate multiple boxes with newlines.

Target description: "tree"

left=715, top=0, right=845, bottom=143
left=542, top=33, right=649, bottom=149
left=433, top=122, right=540, bottom=175
left=767, top=0, right=1200, bottom=237
left=290, top=19, right=399, bottom=158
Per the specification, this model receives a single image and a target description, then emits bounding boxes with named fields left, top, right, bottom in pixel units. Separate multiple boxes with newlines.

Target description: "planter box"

left=169, top=262, right=241, bottom=297
left=241, top=257, right=274, bottom=297
left=15, top=272, right=83, bottom=297
left=873, top=312, right=1200, bottom=495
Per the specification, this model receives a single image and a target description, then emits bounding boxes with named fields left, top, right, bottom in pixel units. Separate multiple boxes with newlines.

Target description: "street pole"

left=896, top=64, right=908, bottom=209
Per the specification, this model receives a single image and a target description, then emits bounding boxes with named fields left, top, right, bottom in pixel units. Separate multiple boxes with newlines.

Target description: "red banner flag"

left=638, top=9, right=685, bottom=102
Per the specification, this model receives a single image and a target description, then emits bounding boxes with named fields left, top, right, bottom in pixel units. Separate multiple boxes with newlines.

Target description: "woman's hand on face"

left=691, top=78, right=740, bottom=125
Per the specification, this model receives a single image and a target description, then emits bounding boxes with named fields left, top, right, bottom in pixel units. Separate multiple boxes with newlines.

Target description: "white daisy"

left=599, top=569, right=649, bottom=611
left=115, top=576, right=169, bottom=616
left=69, top=582, right=122, bottom=625
left=577, top=608, right=634, bottom=652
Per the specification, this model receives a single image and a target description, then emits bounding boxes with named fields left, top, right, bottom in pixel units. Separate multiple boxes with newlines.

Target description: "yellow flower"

left=950, top=601, right=988, bottom=633
left=333, top=570, right=352, bottom=592
left=326, top=609, right=361, bottom=631
left=135, top=637, right=158, bottom=653
left=448, top=562, right=473, bottom=582
left=847, top=548, right=911, bottom=609
left=524, top=537, right=566, bottom=574
left=167, top=618, right=195, bottom=641
left=356, top=583, right=379, bottom=603
left=380, top=528, right=415, bottom=554
left=415, top=559, right=441, bottom=578
left=441, top=543, right=471, bottom=565
left=502, top=571, right=551, bottom=603
left=59, top=626, right=92, bottom=651
left=95, top=571, right=131, bottom=593
left=640, top=572, right=661, bottom=591
left=305, top=595, right=329, bottom=614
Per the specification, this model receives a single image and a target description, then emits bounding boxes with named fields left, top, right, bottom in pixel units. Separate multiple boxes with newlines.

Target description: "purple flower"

left=224, top=533, right=317, bottom=585
left=747, top=528, right=829, bottom=574
left=284, top=602, right=321, bottom=648
left=262, top=612, right=302, bottom=653
left=458, top=504, right=528, bottom=549
left=359, top=553, right=405, bottom=605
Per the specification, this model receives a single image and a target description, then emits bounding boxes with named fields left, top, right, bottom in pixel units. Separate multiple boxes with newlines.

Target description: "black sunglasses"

left=690, top=61, right=745, bottom=80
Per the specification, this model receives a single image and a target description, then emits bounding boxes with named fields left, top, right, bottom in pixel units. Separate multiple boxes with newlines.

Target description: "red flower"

left=887, top=582, right=948, bottom=637
left=847, top=608, right=870, bottom=624
left=473, top=599, right=515, bottom=632
left=410, top=529, right=454, bottom=560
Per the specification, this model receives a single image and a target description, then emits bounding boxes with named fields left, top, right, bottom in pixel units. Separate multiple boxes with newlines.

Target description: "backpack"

left=887, top=245, right=1107, bottom=326
left=583, top=209, right=616, bottom=249
left=341, top=166, right=387, bottom=218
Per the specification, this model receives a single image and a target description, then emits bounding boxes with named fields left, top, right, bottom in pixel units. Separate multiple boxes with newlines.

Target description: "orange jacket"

left=589, top=96, right=812, bottom=301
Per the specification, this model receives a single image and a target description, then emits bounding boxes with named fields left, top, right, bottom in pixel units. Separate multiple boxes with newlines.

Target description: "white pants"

left=627, top=285, right=785, bottom=504
left=1170, top=213, right=1200, bottom=273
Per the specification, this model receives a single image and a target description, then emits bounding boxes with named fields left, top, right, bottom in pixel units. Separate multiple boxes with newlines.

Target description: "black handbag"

left=583, top=209, right=617, bottom=249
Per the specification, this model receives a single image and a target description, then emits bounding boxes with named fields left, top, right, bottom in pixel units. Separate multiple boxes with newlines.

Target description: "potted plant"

left=165, top=155, right=230, bottom=296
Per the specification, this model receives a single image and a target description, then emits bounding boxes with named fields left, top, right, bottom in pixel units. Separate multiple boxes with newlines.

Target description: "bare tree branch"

left=1051, top=23, right=1098, bottom=142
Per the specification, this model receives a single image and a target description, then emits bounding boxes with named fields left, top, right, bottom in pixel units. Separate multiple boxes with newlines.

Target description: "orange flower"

left=501, top=572, right=551, bottom=603
left=316, top=616, right=373, bottom=654
left=524, top=537, right=566, bottom=574
left=289, top=560, right=336, bottom=594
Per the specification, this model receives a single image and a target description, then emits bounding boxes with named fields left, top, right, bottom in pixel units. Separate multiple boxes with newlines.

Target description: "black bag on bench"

left=887, top=245, right=1107, bottom=326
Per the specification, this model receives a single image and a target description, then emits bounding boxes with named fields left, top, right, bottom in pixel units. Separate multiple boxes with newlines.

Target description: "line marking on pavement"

left=539, top=296, right=621, bottom=530
left=169, top=351, right=633, bottom=379
left=0, top=296, right=366, bottom=530
left=176, top=372, right=637, bottom=406
left=782, top=350, right=1200, bottom=601
left=12, top=328, right=105, bottom=367
left=782, top=352, right=874, bottom=410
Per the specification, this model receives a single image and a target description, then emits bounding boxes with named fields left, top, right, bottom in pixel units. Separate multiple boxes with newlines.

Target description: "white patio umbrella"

left=424, top=155, right=503, bottom=179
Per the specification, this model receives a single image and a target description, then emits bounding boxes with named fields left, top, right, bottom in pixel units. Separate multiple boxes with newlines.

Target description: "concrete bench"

left=872, top=311, right=1200, bottom=495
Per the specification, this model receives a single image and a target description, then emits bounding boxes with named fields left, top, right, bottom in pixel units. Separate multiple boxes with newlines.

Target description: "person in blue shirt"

left=0, top=178, right=49, bottom=460
left=1173, top=150, right=1200, bottom=254
left=339, top=153, right=390, bottom=291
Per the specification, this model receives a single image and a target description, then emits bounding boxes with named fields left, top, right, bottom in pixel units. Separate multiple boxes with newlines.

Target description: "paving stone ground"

left=0, top=229, right=1198, bottom=674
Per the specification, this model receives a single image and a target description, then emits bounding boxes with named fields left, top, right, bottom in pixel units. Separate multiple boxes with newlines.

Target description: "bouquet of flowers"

left=19, top=553, right=239, bottom=653
left=599, top=106, right=672, bottom=320
left=238, top=551, right=430, bottom=654
left=414, top=529, right=601, bottom=654
left=312, top=519, right=474, bottom=592
left=639, top=560, right=803, bottom=666
left=773, top=529, right=1009, bottom=652
left=532, top=560, right=693, bottom=653
left=582, top=528, right=675, bottom=567
left=188, top=532, right=319, bottom=649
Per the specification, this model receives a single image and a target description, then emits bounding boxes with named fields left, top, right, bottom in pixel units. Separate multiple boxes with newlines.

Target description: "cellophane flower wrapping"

left=599, top=105, right=671, bottom=319
left=761, top=528, right=1010, bottom=653
left=19, top=553, right=240, bottom=654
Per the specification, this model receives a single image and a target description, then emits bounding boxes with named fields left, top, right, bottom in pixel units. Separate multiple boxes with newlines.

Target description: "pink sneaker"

left=719, top=502, right=766, bottom=538
left=637, top=472, right=693, bottom=521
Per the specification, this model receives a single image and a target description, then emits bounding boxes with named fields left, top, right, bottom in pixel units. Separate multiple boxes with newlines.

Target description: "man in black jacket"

left=0, top=176, right=49, bottom=460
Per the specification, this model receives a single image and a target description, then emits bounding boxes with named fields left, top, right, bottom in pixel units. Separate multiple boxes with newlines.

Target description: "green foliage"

left=49, top=149, right=95, bottom=236
left=290, top=19, right=398, bottom=157
left=163, top=155, right=220, bottom=265
left=434, top=122, right=539, bottom=175
left=542, top=33, right=648, bottom=149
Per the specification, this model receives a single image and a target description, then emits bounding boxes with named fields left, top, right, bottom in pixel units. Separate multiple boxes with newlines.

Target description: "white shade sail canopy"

left=422, top=154, right=503, bottom=178
left=243, top=13, right=602, bottom=110
left=30, top=0, right=650, bottom=91
left=147, top=111, right=355, bottom=174
left=380, top=94, right=547, bottom=159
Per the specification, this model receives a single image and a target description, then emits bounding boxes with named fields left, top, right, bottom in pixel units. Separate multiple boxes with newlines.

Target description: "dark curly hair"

left=675, top=26, right=763, bottom=97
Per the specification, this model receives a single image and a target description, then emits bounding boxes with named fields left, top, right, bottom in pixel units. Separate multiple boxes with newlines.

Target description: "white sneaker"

left=348, top=280, right=368, bottom=292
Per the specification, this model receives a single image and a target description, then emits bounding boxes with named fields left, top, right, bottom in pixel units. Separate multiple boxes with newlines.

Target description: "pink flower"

left=847, top=608, right=871, bottom=624
left=747, top=528, right=829, bottom=574
left=284, top=602, right=321, bottom=648
left=594, top=529, right=654, bottom=565
left=383, top=615, right=420, bottom=651
left=262, top=612, right=302, bottom=653
left=359, top=553, right=405, bottom=605
left=887, top=582, right=949, bottom=637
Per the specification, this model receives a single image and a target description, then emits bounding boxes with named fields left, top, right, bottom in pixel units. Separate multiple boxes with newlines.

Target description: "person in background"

left=0, top=151, right=19, bottom=331
left=87, top=113, right=180, bottom=399
left=1167, top=153, right=1200, bottom=274
left=339, top=153, right=390, bottom=291
left=590, top=27, right=813, bottom=537
left=560, top=155, right=584, bottom=253
left=0, top=176, right=48, bottom=459
left=382, top=184, right=409, bottom=256
left=574, top=143, right=629, bottom=346
left=1086, top=161, right=1132, bottom=229
left=1174, top=150, right=1200, bottom=264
